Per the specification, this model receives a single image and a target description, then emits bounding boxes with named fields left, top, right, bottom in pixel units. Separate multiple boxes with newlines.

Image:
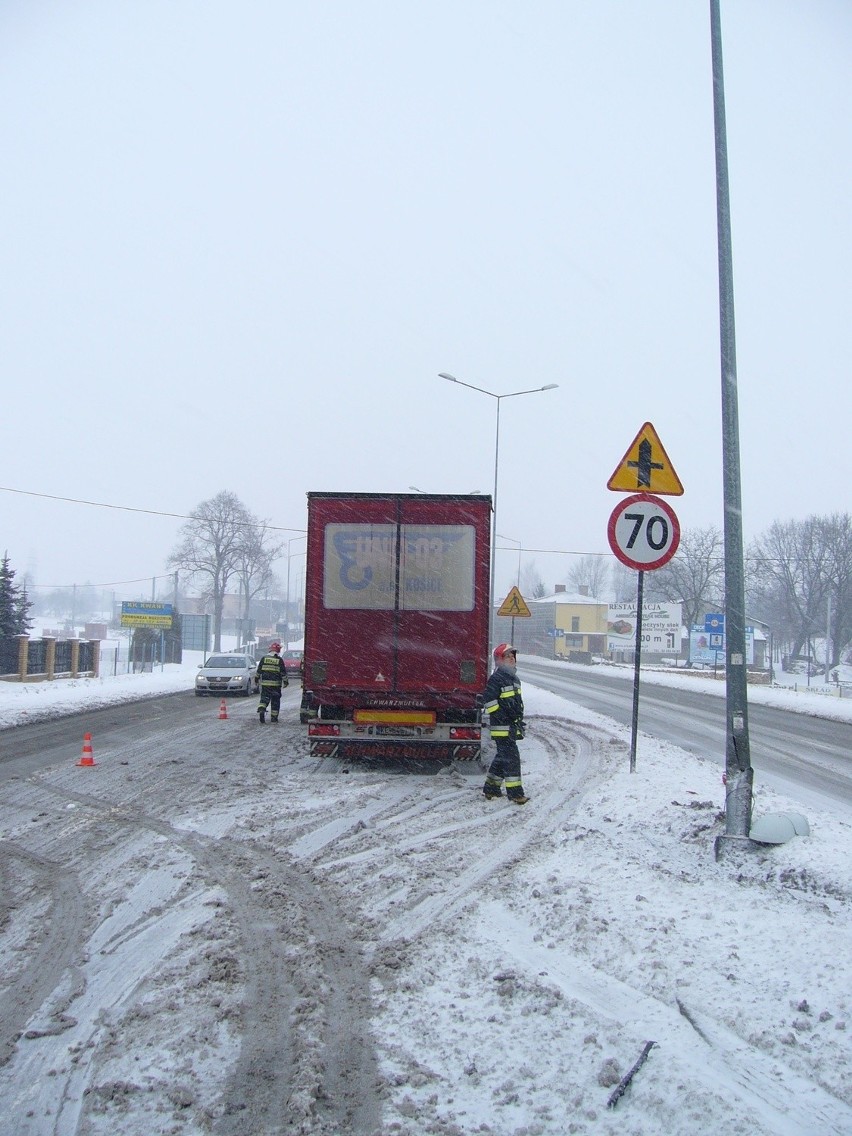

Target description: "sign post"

left=497, top=585, right=531, bottom=644
left=607, top=493, right=680, bottom=772
left=607, top=424, right=683, bottom=772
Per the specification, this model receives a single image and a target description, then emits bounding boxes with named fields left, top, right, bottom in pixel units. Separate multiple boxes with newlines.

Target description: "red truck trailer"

left=300, top=491, right=491, bottom=761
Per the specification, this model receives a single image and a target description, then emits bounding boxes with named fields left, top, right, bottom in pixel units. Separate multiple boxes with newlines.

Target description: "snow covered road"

left=1, top=677, right=851, bottom=1134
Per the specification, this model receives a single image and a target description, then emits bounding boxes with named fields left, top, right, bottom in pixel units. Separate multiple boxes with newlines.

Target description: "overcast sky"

left=1, top=1, right=849, bottom=603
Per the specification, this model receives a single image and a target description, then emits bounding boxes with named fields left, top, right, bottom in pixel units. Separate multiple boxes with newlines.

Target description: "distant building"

left=495, top=585, right=608, bottom=663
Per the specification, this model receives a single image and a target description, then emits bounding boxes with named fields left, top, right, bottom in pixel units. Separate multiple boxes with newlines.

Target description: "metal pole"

left=286, top=541, right=292, bottom=649
left=490, top=398, right=501, bottom=655
left=512, top=540, right=521, bottom=645
left=710, top=0, right=753, bottom=845
left=825, top=594, right=832, bottom=683
left=438, top=373, right=558, bottom=655
left=497, top=533, right=522, bottom=646
left=629, top=570, right=644, bottom=773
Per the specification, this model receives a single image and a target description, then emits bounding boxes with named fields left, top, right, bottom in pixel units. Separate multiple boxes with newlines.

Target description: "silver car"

left=195, top=653, right=256, bottom=697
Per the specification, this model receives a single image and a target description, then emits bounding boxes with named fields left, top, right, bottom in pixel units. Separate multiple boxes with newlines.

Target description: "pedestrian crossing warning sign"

left=607, top=421, right=684, bottom=496
left=497, top=586, right=532, bottom=618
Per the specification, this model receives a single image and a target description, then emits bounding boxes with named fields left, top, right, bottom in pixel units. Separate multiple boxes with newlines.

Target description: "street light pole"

left=285, top=535, right=307, bottom=649
left=497, top=533, right=522, bottom=644
left=439, top=372, right=557, bottom=653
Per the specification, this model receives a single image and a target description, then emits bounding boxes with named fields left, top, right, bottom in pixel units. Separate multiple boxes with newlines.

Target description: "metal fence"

left=27, top=639, right=47, bottom=675
left=97, top=645, right=164, bottom=676
left=0, top=637, right=99, bottom=680
left=54, top=640, right=72, bottom=673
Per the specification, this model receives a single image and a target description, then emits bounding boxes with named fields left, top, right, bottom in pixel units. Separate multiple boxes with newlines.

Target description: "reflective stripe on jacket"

left=256, top=653, right=288, bottom=688
left=483, top=664, right=523, bottom=738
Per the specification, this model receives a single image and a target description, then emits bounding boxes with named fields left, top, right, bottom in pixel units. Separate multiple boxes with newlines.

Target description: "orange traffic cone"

left=218, top=698, right=229, bottom=720
left=77, top=732, right=96, bottom=767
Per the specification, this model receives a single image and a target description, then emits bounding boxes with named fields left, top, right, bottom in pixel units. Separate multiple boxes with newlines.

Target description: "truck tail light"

left=449, top=726, right=481, bottom=740
left=308, top=724, right=341, bottom=737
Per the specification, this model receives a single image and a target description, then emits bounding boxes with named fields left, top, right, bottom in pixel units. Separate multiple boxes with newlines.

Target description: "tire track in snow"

left=1, top=766, right=381, bottom=1136
left=286, top=719, right=608, bottom=945
left=479, top=903, right=852, bottom=1135
left=0, top=842, right=85, bottom=1068
left=381, top=719, right=602, bottom=941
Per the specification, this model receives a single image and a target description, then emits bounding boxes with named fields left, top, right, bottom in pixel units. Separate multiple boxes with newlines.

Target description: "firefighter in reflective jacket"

left=255, top=642, right=289, bottom=723
left=482, top=644, right=529, bottom=803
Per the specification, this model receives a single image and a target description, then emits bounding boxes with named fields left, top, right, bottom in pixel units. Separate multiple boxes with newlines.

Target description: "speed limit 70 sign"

left=607, top=493, right=680, bottom=571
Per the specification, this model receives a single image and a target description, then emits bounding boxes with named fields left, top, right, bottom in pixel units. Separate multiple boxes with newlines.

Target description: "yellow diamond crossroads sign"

left=607, top=421, right=684, bottom=496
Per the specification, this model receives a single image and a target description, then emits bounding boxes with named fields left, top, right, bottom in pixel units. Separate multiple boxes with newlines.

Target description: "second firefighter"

left=255, top=641, right=289, bottom=723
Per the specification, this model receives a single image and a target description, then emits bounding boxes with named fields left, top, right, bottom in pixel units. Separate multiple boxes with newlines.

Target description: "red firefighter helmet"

left=268, top=641, right=281, bottom=653
left=493, top=643, right=517, bottom=662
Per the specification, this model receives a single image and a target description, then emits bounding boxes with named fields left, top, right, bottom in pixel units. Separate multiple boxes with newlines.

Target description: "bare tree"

left=645, top=526, right=724, bottom=647
left=610, top=560, right=638, bottom=603
left=749, top=513, right=851, bottom=669
left=168, top=492, right=254, bottom=650
left=235, top=520, right=284, bottom=628
left=821, top=513, right=852, bottom=668
left=520, top=561, right=548, bottom=599
left=564, top=554, right=610, bottom=599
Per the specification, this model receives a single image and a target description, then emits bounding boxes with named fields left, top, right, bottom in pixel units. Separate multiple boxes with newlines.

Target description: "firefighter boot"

left=505, top=779, right=529, bottom=804
left=483, top=775, right=503, bottom=800
left=257, top=706, right=266, bottom=723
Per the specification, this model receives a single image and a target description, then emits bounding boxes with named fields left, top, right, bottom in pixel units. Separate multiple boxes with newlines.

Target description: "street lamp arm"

left=439, top=373, right=497, bottom=399
left=501, top=383, right=559, bottom=399
left=439, top=373, right=559, bottom=400
left=439, top=369, right=557, bottom=654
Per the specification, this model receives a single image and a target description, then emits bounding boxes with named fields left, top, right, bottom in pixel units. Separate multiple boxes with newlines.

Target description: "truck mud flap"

left=310, top=740, right=340, bottom=759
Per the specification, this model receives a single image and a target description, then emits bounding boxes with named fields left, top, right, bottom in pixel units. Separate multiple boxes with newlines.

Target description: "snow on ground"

left=3, top=650, right=851, bottom=730
left=1, top=657, right=851, bottom=1133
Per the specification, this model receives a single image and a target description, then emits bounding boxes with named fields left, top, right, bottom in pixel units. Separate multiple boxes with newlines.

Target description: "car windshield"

left=205, top=657, right=246, bottom=669
left=281, top=651, right=302, bottom=659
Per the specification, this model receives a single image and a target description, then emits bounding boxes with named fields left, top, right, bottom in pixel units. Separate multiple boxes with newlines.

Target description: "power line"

left=26, top=575, right=175, bottom=590
left=2, top=485, right=787, bottom=567
left=0, top=485, right=307, bottom=534
left=501, top=545, right=782, bottom=563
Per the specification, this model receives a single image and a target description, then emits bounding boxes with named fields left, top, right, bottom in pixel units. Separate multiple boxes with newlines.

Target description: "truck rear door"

left=305, top=494, right=489, bottom=697
left=309, top=495, right=398, bottom=692
left=394, top=495, right=486, bottom=694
